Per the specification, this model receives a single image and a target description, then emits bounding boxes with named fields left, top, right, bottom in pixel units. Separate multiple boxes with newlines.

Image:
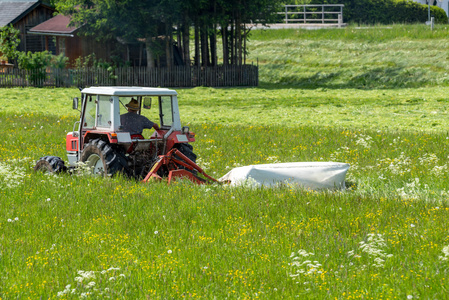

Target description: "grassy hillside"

left=249, top=24, right=449, bottom=89
left=2, top=25, right=449, bottom=299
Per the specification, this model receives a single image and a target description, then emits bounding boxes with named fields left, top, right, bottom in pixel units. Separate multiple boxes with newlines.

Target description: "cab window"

left=160, top=96, right=173, bottom=126
left=97, top=95, right=112, bottom=128
left=84, top=95, right=96, bottom=128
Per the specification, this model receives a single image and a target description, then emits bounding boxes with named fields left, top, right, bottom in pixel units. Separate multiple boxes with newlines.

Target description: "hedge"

left=309, top=0, right=447, bottom=24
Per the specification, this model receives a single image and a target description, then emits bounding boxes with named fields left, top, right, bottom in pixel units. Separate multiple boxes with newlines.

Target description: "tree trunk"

left=165, top=23, right=173, bottom=68
left=210, top=0, right=217, bottom=66
left=194, top=24, right=200, bottom=66
left=230, top=22, right=235, bottom=65
left=139, top=43, right=143, bottom=66
left=177, top=23, right=183, bottom=65
left=145, top=39, right=155, bottom=68
left=210, top=30, right=217, bottom=66
left=200, top=24, right=209, bottom=66
left=182, top=16, right=190, bottom=66
left=236, top=14, right=242, bottom=65
left=222, top=25, right=228, bottom=66
left=243, top=27, right=250, bottom=65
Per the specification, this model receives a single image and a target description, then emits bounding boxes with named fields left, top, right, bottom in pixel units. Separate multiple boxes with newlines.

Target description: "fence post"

left=303, top=6, right=306, bottom=24
left=285, top=5, right=288, bottom=24
left=338, top=13, right=342, bottom=28
left=322, top=5, right=324, bottom=24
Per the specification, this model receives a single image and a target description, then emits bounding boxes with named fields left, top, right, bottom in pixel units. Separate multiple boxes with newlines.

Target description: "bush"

left=310, top=0, right=448, bottom=25
left=17, top=51, right=52, bottom=86
left=17, top=51, right=68, bottom=87
left=0, top=24, right=20, bottom=62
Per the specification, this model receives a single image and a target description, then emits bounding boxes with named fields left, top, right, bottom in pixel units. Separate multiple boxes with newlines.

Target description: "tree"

left=54, top=0, right=282, bottom=67
left=55, top=0, right=163, bottom=68
left=0, top=25, right=20, bottom=62
left=219, top=0, right=282, bottom=65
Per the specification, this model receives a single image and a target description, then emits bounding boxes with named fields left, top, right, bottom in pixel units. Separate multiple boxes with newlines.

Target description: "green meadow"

left=2, top=24, right=449, bottom=299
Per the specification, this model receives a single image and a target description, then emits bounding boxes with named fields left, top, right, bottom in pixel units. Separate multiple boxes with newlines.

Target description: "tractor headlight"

left=182, top=126, right=189, bottom=134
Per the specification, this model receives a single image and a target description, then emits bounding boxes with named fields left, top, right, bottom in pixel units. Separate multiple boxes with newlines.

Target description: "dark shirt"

left=120, top=112, right=154, bottom=135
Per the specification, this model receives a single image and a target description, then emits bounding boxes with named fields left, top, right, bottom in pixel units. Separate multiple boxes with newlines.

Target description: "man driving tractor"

left=120, top=98, right=159, bottom=137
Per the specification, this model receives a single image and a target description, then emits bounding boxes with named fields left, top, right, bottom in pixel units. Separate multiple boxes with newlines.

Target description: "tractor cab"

left=65, top=87, right=196, bottom=178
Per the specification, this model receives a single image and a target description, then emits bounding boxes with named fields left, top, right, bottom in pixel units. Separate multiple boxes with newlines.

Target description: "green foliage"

left=17, top=51, right=52, bottom=70
left=71, top=53, right=120, bottom=86
left=311, top=0, right=448, bottom=24
left=17, top=51, right=53, bottom=86
left=54, top=0, right=283, bottom=67
left=51, top=53, right=69, bottom=69
left=284, top=0, right=312, bottom=4
left=0, top=24, right=20, bottom=61
left=17, top=51, right=69, bottom=86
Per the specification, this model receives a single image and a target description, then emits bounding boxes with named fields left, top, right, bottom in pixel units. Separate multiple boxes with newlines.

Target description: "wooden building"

left=29, top=14, right=144, bottom=68
left=0, top=0, right=55, bottom=54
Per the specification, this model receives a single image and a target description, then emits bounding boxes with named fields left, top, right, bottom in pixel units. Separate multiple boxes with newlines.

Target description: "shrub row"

left=310, top=0, right=447, bottom=24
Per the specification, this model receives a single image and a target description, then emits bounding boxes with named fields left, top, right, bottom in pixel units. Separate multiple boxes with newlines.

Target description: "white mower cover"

left=219, top=162, right=350, bottom=190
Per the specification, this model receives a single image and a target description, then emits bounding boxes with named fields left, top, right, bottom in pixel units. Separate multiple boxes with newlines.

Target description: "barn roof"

left=29, top=14, right=78, bottom=36
left=0, top=0, right=52, bottom=27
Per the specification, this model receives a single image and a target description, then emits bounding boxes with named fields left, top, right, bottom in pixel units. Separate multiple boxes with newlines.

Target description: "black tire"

left=34, top=156, right=67, bottom=174
left=80, top=139, right=128, bottom=177
left=173, top=143, right=199, bottom=177
left=174, top=143, right=197, bottom=163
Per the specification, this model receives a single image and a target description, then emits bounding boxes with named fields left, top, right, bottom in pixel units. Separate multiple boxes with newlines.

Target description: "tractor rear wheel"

left=34, top=156, right=67, bottom=174
left=173, top=143, right=198, bottom=176
left=174, top=143, right=197, bottom=163
left=80, top=139, right=128, bottom=177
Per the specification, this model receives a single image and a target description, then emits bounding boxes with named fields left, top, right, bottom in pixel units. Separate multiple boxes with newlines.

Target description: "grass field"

left=2, top=25, right=449, bottom=299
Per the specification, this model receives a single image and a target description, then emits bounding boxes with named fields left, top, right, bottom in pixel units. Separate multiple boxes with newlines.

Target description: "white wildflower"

left=0, top=161, right=26, bottom=189
left=439, top=245, right=449, bottom=261
left=74, top=277, right=83, bottom=283
left=289, top=250, right=322, bottom=280
left=355, top=134, right=373, bottom=149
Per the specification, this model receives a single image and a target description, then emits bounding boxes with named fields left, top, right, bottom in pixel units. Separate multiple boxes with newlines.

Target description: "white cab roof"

left=81, top=86, right=178, bottom=96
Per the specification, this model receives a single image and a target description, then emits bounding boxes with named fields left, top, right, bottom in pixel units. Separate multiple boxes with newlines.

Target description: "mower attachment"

left=142, top=148, right=218, bottom=185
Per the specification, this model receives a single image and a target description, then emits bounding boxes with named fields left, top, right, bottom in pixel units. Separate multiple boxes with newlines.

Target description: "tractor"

left=34, top=86, right=217, bottom=184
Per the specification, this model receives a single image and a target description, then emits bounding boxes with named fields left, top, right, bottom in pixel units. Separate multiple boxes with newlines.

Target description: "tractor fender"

left=165, top=131, right=195, bottom=149
left=82, top=130, right=119, bottom=146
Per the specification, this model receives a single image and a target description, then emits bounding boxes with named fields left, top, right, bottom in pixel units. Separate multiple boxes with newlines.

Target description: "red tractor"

left=34, top=86, right=216, bottom=184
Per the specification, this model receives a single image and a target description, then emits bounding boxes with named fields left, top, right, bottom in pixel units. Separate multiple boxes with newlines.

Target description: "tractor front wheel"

left=34, top=156, right=67, bottom=174
left=80, top=139, right=128, bottom=177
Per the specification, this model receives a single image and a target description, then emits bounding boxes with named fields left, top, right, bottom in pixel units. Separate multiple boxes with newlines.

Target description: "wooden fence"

left=278, top=4, right=345, bottom=26
left=0, top=65, right=259, bottom=88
